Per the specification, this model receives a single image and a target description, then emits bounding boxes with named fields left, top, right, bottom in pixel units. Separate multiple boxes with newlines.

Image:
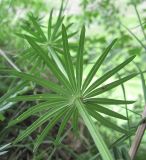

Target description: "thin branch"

left=118, top=73, right=131, bottom=146
left=129, top=106, right=146, bottom=160
left=0, top=49, right=20, bottom=71
left=121, top=23, right=146, bottom=51
left=133, top=3, right=146, bottom=40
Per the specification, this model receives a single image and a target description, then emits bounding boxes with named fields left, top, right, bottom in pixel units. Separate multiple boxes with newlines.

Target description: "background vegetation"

left=0, top=0, right=146, bottom=159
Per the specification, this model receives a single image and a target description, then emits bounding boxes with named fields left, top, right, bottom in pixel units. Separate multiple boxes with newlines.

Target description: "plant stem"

left=133, top=3, right=146, bottom=40
left=129, top=106, right=146, bottom=160
left=0, top=49, right=20, bottom=71
left=133, top=62, right=146, bottom=104
left=75, top=99, right=114, bottom=160
left=121, top=23, right=146, bottom=51
left=117, top=74, right=131, bottom=146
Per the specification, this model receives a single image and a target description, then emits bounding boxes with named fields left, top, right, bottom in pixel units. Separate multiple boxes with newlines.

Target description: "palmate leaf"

left=24, top=35, right=73, bottom=92
left=18, top=3, right=77, bottom=75
left=48, top=9, right=53, bottom=40
left=52, top=16, right=64, bottom=41
left=62, top=25, right=76, bottom=91
left=85, top=103, right=127, bottom=120
left=0, top=81, right=28, bottom=105
left=84, top=55, right=136, bottom=95
left=8, top=94, right=67, bottom=102
left=0, top=81, right=31, bottom=112
left=54, top=23, right=74, bottom=40
left=0, top=69, right=67, bottom=95
left=51, top=45, right=64, bottom=54
left=20, top=27, right=43, bottom=43
left=55, top=107, right=74, bottom=144
left=82, top=39, right=117, bottom=92
left=48, top=45, right=67, bottom=77
left=54, top=30, right=78, bottom=44
left=1, top=12, right=138, bottom=159
left=8, top=101, right=68, bottom=128
left=21, top=15, right=46, bottom=43
left=28, top=14, right=47, bottom=42
left=87, top=109, right=127, bottom=133
left=33, top=107, right=68, bottom=152
left=51, top=0, right=64, bottom=40
left=84, top=98, right=135, bottom=105
left=85, top=73, right=137, bottom=98
left=76, top=26, right=85, bottom=91
left=13, top=105, right=69, bottom=144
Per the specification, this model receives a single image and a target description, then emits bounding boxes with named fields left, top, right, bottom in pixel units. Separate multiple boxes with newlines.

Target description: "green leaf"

left=62, top=24, right=76, bottom=91
left=76, top=26, right=85, bottom=91
left=113, top=147, right=121, bottom=160
left=29, top=14, right=47, bottom=41
left=0, top=69, right=66, bottom=95
left=0, top=143, right=10, bottom=151
left=75, top=99, right=114, bottom=160
left=86, top=73, right=138, bottom=98
left=52, top=16, right=64, bottom=40
left=86, top=103, right=127, bottom=120
left=13, top=105, right=68, bottom=144
left=51, top=46, right=63, bottom=54
left=54, top=23, right=75, bottom=40
left=33, top=108, right=67, bottom=152
left=0, top=81, right=28, bottom=105
left=72, top=108, right=79, bottom=134
left=48, top=47, right=67, bottom=77
left=51, top=0, right=64, bottom=40
left=110, top=129, right=135, bottom=147
left=121, top=147, right=131, bottom=160
left=82, top=39, right=117, bottom=92
left=8, top=94, right=67, bottom=102
left=55, top=107, right=73, bottom=144
left=24, top=35, right=72, bottom=92
left=0, top=143, right=10, bottom=156
left=68, top=31, right=78, bottom=39
left=21, top=26, right=42, bottom=42
left=87, top=109, right=127, bottom=133
left=48, top=9, right=53, bottom=40
left=84, top=55, right=136, bottom=95
left=8, top=101, right=68, bottom=127
left=84, top=98, right=135, bottom=105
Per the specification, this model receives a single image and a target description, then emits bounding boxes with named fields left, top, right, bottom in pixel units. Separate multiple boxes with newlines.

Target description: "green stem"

left=133, top=3, right=146, bottom=40
left=75, top=99, right=113, bottom=160
left=117, top=73, right=131, bottom=146
left=134, top=62, right=146, bottom=104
